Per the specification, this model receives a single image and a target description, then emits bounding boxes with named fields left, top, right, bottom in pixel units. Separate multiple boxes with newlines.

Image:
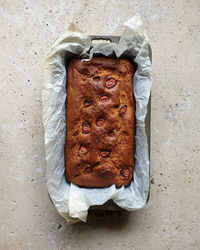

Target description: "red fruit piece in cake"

left=105, top=78, right=117, bottom=89
left=121, top=168, right=130, bottom=180
left=100, top=150, right=110, bottom=159
left=78, top=145, right=88, bottom=156
left=99, top=95, right=109, bottom=103
left=82, top=122, right=91, bottom=134
left=119, top=105, right=127, bottom=115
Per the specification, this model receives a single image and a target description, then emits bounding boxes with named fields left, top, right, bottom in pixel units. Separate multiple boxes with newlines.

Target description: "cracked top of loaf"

left=65, top=57, right=135, bottom=188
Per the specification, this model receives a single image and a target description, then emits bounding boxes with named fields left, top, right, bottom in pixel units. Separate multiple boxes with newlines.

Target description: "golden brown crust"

left=65, top=57, right=135, bottom=188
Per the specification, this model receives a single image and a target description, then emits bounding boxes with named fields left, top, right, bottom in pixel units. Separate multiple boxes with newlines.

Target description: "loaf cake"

left=65, top=57, right=135, bottom=188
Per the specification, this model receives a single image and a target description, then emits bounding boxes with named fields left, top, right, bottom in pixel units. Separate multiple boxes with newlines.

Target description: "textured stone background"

left=1, top=0, right=200, bottom=249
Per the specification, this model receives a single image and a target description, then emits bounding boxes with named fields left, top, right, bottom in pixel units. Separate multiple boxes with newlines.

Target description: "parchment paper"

left=42, top=15, right=152, bottom=223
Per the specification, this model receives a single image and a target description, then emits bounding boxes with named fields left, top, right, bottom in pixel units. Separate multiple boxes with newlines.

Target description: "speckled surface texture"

left=66, top=57, right=135, bottom=188
left=1, top=0, right=200, bottom=249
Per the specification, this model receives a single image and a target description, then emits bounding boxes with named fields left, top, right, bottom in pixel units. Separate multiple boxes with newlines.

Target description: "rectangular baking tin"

left=48, top=36, right=151, bottom=211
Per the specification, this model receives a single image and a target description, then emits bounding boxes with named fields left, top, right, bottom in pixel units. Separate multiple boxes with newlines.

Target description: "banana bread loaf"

left=65, top=57, right=135, bottom=188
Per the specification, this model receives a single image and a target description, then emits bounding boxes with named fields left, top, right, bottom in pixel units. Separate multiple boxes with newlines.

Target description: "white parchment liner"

left=42, top=15, right=152, bottom=223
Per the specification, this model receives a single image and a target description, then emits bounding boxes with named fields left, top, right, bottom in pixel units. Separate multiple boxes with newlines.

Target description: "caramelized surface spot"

left=84, top=167, right=93, bottom=173
left=108, top=131, right=115, bottom=137
left=93, top=76, right=101, bottom=81
left=96, top=117, right=105, bottom=127
left=84, top=98, right=92, bottom=107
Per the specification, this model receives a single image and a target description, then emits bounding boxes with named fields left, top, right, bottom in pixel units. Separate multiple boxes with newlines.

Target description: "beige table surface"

left=1, top=0, right=200, bottom=249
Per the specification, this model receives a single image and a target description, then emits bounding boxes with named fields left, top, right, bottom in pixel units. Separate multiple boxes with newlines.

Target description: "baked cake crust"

left=65, top=57, right=135, bottom=188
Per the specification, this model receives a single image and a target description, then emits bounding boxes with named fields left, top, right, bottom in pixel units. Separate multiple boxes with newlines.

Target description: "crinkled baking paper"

left=42, top=15, right=152, bottom=224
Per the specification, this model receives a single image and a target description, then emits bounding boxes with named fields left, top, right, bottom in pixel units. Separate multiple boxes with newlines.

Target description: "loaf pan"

left=48, top=35, right=151, bottom=211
